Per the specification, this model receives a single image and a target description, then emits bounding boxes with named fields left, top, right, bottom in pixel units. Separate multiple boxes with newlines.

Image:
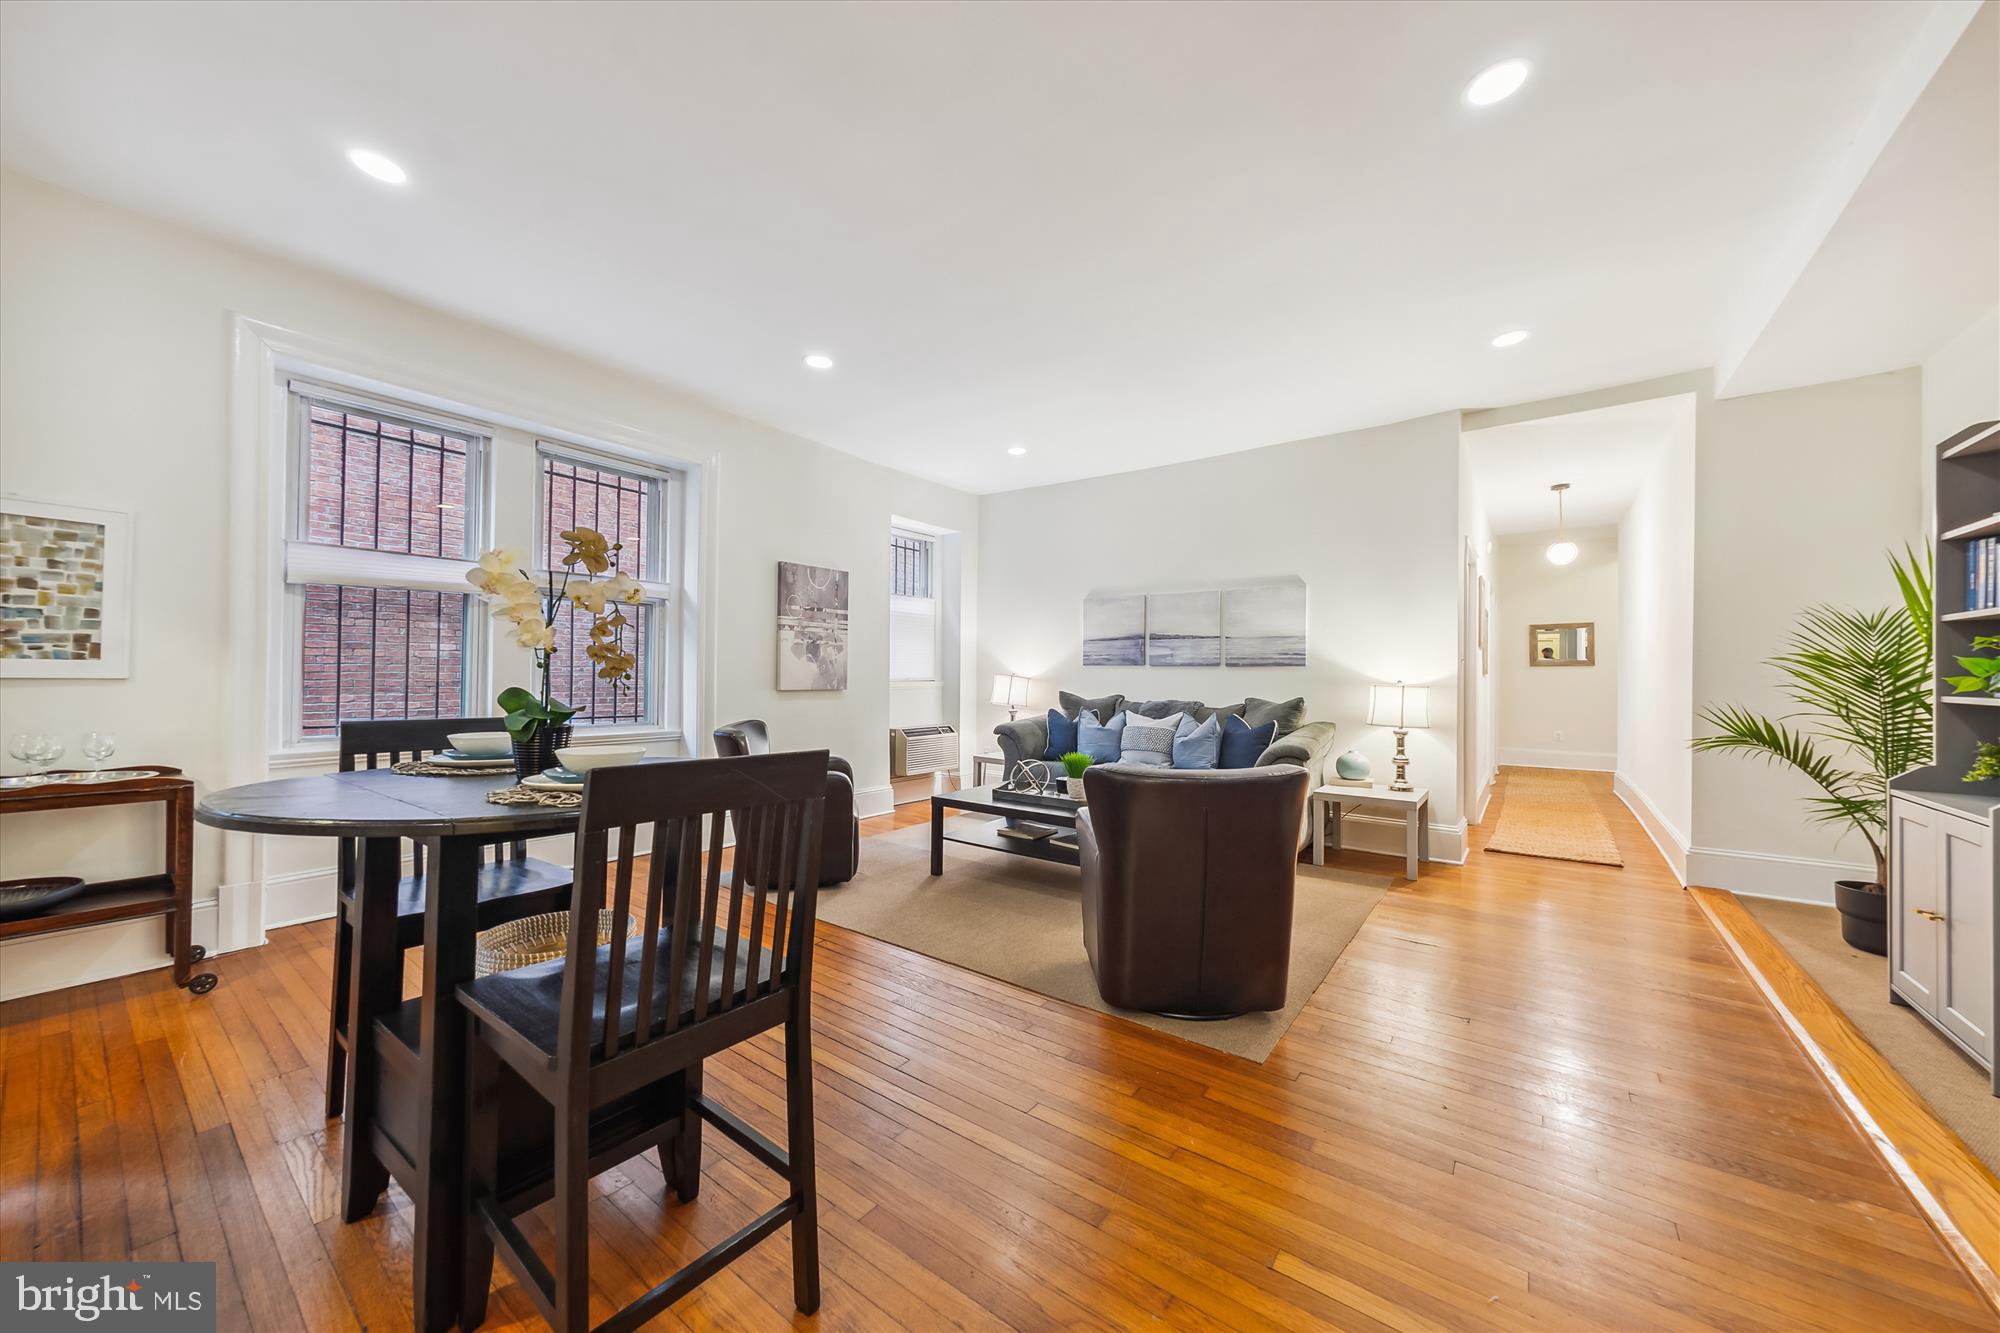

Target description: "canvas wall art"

left=1146, top=590, right=1221, bottom=666
left=1081, top=592, right=1146, bottom=667
left=777, top=560, right=849, bottom=690
left=0, top=497, right=132, bottom=678
left=1222, top=578, right=1307, bottom=667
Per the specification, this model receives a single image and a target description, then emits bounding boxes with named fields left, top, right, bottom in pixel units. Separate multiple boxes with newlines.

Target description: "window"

left=537, top=447, right=673, bottom=727
left=889, top=529, right=939, bottom=682
left=287, top=394, right=485, bottom=739
left=278, top=380, right=686, bottom=750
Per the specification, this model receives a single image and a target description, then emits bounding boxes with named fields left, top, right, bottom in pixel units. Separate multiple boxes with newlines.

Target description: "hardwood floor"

left=2, top=770, right=1990, bottom=1330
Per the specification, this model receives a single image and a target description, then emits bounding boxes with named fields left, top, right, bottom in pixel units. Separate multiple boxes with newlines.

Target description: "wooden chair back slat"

left=336, top=717, right=527, bottom=887
left=554, top=753, right=826, bottom=1070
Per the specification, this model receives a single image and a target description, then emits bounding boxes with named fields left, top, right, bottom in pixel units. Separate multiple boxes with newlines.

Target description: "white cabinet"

left=1889, top=792, right=1996, bottom=1088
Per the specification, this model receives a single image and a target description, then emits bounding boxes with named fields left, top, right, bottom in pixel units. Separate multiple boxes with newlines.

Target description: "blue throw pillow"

left=1076, top=709, right=1127, bottom=763
left=1172, top=714, right=1221, bottom=769
left=1218, top=715, right=1275, bottom=769
left=1041, top=707, right=1078, bottom=761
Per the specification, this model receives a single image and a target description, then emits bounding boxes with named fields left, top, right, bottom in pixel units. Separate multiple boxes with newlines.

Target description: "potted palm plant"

left=1692, top=550, right=1932, bottom=954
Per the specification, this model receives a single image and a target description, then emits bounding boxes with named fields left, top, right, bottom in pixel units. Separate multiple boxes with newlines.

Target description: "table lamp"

left=1366, top=681, right=1430, bottom=792
left=990, top=673, right=1031, bottom=721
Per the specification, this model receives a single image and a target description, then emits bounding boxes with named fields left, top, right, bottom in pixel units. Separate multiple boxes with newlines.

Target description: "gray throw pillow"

left=1059, top=690, right=1125, bottom=721
left=1192, top=701, right=1246, bottom=723
left=1127, top=697, right=1202, bottom=720
left=1118, top=711, right=1181, bottom=767
left=1243, top=696, right=1307, bottom=738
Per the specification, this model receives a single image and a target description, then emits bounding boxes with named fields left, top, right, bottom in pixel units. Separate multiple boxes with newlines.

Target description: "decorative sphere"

left=1335, top=748, right=1372, bottom=780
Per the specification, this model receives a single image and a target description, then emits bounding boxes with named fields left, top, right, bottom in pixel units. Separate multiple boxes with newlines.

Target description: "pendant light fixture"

left=1545, top=483, right=1579, bottom=566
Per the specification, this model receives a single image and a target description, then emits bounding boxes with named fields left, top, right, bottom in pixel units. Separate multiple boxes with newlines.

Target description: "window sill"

left=890, top=679, right=942, bottom=689
left=267, top=727, right=682, bottom=771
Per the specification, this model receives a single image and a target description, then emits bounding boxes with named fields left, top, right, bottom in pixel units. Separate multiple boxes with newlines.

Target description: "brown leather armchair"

left=712, top=719, right=860, bottom=885
left=1078, top=764, right=1310, bottom=1017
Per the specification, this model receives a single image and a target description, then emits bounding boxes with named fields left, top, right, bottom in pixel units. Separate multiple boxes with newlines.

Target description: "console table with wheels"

left=0, top=768, right=216, bottom=993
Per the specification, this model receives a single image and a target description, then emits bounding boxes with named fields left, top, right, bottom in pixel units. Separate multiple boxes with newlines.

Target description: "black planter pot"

left=510, top=725, right=573, bottom=782
left=1833, top=879, right=1888, bottom=956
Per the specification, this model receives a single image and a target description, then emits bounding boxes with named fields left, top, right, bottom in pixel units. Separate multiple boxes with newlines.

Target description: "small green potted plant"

left=1060, top=751, right=1093, bottom=802
left=1946, top=634, right=2000, bottom=697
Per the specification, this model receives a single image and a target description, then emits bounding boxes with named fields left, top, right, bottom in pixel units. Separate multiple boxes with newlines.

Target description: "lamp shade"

left=990, top=673, right=1030, bottom=708
left=1367, top=681, right=1430, bottom=730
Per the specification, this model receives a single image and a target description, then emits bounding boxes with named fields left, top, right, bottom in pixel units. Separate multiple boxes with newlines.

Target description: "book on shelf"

left=995, top=823, right=1056, bottom=842
left=1968, top=535, right=2000, bottom=612
left=1048, top=834, right=1080, bottom=852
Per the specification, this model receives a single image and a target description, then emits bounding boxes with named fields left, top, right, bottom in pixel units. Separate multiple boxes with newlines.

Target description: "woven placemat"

left=391, top=758, right=517, bottom=778
left=485, top=784, right=582, bottom=809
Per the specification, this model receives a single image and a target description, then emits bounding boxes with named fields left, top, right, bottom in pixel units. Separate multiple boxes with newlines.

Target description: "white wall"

left=0, top=172, right=979, bottom=996
left=1616, top=397, right=1697, bottom=881
left=1920, top=305, right=2000, bottom=530
left=977, top=411, right=1469, bottom=860
left=1456, top=437, right=1498, bottom=823
left=1690, top=369, right=1923, bottom=902
left=1493, top=527, right=1619, bottom=772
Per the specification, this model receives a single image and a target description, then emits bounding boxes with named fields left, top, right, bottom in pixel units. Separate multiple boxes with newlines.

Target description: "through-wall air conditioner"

left=891, top=724, right=957, bottom=777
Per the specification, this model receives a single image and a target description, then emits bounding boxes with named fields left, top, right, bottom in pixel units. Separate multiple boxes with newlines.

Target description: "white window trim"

left=268, top=369, right=693, bottom=758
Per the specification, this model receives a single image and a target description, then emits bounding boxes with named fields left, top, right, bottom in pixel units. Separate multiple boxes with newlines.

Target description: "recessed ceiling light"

left=1491, top=329, right=1531, bottom=348
left=346, top=148, right=407, bottom=184
left=803, top=353, right=835, bottom=370
left=1007, top=446, right=1027, bottom=456
left=1465, top=59, right=1531, bottom=107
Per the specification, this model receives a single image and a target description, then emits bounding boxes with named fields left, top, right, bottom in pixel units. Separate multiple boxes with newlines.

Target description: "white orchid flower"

left=569, top=580, right=611, bottom=614
left=513, top=620, right=557, bottom=651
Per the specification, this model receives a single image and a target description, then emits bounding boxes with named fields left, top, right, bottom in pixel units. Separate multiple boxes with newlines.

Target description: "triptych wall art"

left=1082, top=576, right=1305, bottom=669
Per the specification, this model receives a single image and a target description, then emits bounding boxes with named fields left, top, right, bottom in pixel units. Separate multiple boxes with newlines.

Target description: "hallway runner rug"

left=1484, top=768, right=1625, bottom=867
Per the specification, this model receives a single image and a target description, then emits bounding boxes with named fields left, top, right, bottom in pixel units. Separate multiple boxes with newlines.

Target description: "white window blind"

left=889, top=530, right=939, bottom=682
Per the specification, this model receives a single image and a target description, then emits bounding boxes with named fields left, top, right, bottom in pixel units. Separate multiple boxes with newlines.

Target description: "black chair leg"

left=553, top=1096, right=591, bottom=1333
left=460, top=1035, right=499, bottom=1331
left=786, top=1011, right=821, bottom=1315
left=324, top=907, right=353, bottom=1119
left=671, top=1062, right=703, bottom=1202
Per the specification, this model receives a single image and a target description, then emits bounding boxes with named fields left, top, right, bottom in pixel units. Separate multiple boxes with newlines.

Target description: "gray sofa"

left=993, top=692, right=1335, bottom=850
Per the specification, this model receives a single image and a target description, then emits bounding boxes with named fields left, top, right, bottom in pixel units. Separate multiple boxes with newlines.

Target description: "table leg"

left=340, top=836, right=401, bottom=1222
left=1311, top=797, right=1326, bottom=867
left=1326, top=800, right=1344, bottom=854
left=166, top=788, right=195, bottom=986
left=930, top=799, right=944, bottom=876
left=1418, top=799, right=1431, bottom=875
left=412, top=834, right=479, bottom=1333
left=1405, top=810, right=1420, bottom=881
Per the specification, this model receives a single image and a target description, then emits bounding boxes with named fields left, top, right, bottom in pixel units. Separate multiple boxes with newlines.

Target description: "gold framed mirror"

left=1529, top=622, right=1594, bottom=666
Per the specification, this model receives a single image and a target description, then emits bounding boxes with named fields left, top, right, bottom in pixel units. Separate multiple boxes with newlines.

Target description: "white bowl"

left=556, top=745, right=646, bottom=772
left=447, top=731, right=511, bottom=757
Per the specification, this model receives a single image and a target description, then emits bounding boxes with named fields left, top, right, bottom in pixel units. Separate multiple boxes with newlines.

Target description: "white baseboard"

left=854, top=784, right=896, bottom=820
left=1335, top=812, right=1469, bottom=866
left=1685, top=845, right=1872, bottom=905
left=0, top=899, right=235, bottom=1002
left=1498, top=747, right=1617, bottom=772
left=1612, top=772, right=1690, bottom=885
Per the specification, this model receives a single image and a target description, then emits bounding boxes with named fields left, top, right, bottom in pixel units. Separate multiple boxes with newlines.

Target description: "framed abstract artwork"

left=777, top=560, right=849, bottom=690
left=0, top=496, right=133, bottom=678
left=1146, top=590, right=1221, bottom=666
left=1081, top=592, right=1146, bottom=667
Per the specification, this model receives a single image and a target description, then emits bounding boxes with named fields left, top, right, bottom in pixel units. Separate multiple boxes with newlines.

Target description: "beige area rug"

left=1742, top=897, right=1998, bottom=1175
left=1483, top=768, right=1625, bottom=867
left=817, top=825, right=1389, bottom=1062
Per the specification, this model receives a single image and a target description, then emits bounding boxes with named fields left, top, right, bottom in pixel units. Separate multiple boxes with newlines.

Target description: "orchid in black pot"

left=466, top=526, right=642, bottom=778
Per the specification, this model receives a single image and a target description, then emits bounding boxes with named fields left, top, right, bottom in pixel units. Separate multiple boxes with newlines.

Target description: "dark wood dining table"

left=195, top=767, right=580, bottom=1333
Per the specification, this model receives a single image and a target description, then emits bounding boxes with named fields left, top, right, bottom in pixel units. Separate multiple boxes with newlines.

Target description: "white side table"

left=1311, top=784, right=1431, bottom=880
left=973, top=753, right=1007, bottom=787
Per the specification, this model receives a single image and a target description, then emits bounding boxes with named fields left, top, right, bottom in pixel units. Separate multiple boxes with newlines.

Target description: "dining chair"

left=712, top=718, right=859, bottom=884
left=456, top=751, right=827, bottom=1331
left=323, top=716, right=574, bottom=1118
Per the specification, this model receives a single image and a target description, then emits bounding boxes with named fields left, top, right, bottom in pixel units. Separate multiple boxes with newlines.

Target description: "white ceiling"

left=1463, top=395, right=1689, bottom=535
left=0, top=2, right=1981, bottom=494
left=1722, top=1, right=1998, bottom=397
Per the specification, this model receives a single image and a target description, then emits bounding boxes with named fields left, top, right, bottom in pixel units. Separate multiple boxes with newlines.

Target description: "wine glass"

left=29, top=734, right=63, bottom=777
left=5, top=733, right=43, bottom=785
left=83, top=732, right=116, bottom=776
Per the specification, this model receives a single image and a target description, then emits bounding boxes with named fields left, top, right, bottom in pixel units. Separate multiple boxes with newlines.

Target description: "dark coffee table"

left=930, top=785, right=1082, bottom=872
